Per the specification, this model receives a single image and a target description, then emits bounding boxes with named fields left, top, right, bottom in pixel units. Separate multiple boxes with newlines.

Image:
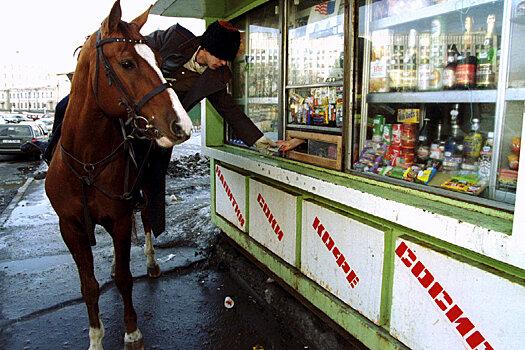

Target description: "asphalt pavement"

left=0, top=172, right=308, bottom=350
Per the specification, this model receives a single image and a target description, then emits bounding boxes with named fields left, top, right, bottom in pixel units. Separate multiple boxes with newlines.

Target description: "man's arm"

left=207, top=88, right=263, bottom=147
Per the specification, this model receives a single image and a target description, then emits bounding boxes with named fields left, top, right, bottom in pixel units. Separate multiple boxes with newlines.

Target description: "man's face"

left=201, top=49, right=227, bottom=70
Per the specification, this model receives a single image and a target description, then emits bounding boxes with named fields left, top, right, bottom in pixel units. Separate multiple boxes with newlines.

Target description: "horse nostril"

left=170, top=121, right=185, bottom=139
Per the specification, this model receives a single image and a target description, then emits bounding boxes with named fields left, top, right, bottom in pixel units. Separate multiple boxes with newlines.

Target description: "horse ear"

left=102, top=0, right=122, bottom=35
left=130, top=5, right=152, bottom=31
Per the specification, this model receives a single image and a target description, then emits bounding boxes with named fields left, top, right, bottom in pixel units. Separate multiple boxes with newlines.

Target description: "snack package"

left=499, top=169, right=518, bottom=189
left=354, top=141, right=388, bottom=173
left=441, top=178, right=471, bottom=192
left=416, top=166, right=437, bottom=184
left=403, top=166, right=421, bottom=182
left=467, top=179, right=488, bottom=195
left=451, top=171, right=480, bottom=184
left=384, top=166, right=405, bottom=179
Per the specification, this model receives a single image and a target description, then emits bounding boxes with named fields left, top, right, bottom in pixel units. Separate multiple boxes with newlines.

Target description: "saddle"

left=46, top=118, right=170, bottom=238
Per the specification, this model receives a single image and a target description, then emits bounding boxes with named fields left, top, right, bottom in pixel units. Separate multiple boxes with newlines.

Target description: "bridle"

left=94, top=29, right=171, bottom=138
left=60, top=28, right=173, bottom=246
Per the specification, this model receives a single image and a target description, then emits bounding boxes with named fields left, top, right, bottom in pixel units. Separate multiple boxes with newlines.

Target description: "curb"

left=0, top=177, right=34, bottom=228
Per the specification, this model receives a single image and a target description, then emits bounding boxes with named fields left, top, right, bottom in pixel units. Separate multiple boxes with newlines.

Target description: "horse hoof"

left=147, top=264, right=161, bottom=278
left=124, top=338, right=144, bottom=350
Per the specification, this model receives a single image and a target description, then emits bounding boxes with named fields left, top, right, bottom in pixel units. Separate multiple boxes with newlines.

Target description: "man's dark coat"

left=143, top=24, right=263, bottom=236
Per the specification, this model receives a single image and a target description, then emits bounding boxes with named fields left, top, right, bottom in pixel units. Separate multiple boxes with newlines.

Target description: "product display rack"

left=282, top=0, right=346, bottom=169
left=357, top=0, right=521, bottom=206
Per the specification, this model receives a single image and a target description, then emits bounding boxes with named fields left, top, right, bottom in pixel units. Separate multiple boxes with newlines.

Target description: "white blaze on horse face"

left=134, top=44, right=193, bottom=142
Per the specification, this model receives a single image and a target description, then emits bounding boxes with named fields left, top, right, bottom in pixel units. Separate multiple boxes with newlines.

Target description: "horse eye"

left=120, top=59, right=135, bottom=70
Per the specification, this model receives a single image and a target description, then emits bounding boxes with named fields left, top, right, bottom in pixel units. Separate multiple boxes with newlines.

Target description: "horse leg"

left=141, top=209, right=161, bottom=278
left=111, top=220, right=143, bottom=350
left=59, top=219, right=105, bottom=350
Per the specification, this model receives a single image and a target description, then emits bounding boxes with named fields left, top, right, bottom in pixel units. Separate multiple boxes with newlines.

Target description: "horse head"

left=77, top=0, right=192, bottom=147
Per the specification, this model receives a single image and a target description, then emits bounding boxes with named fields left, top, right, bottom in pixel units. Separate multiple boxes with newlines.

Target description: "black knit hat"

left=200, top=21, right=241, bottom=61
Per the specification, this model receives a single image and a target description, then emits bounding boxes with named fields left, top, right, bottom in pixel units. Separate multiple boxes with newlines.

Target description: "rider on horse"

left=27, top=20, right=300, bottom=236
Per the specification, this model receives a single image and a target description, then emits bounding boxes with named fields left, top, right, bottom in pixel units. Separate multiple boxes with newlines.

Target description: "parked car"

left=0, top=123, right=48, bottom=158
left=3, top=115, right=32, bottom=123
left=38, top=119, right=54, bottom=134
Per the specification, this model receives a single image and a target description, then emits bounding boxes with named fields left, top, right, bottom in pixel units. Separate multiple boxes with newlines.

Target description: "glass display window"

left=356, top=0, right=522, bottom=207
left=230, top=1, right=281, bottom=145
left=285, top=129, right=343, bottom=170
left=287, top=0, right=345, bottom=85
left=287, top=86, right=344, bottom=127
left=284, top=0, right=347, bottom=169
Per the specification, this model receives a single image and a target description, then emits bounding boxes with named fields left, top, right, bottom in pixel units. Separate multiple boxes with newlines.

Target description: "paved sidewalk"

left=0, top=177, right=307, bottom=350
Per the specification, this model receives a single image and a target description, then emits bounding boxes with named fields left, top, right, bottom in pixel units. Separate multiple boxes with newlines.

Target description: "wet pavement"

left=0, top=133, right=309, bottom=350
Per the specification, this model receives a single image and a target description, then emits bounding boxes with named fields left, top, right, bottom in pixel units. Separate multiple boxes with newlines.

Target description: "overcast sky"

left=0, top=0, right=204, bottom=73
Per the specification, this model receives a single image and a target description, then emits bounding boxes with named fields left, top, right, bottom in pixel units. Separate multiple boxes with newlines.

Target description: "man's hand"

left=254, top=136, right=279, bottom=155
left=275, top=138, right=306, bottom=151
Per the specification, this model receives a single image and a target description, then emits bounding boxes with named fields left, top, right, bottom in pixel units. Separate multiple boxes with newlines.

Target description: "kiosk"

left=153, top=1, right=525, bottom=349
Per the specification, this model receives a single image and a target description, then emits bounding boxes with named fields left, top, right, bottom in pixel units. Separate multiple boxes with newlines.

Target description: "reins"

left=61, top=28, right=171, bottom=246
left=94, top=29, right=171, bottom=127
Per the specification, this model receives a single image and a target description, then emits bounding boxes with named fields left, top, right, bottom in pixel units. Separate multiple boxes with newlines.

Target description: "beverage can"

left=390, top=145, right=403, bottom=166
left=392, top=124, right=402, bottom=146
left=402, top=149, right=415, bottom=166
left=373, top=115, right=385, bottom=136
left=382, top=124, right=393, bottom=144
left=401, top=123, right=417, bottom=148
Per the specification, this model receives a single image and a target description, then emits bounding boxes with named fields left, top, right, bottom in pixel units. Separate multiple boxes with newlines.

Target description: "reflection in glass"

left=230, top=2, right=280, bottom=143
left=288, top=0, right=345, bottom=85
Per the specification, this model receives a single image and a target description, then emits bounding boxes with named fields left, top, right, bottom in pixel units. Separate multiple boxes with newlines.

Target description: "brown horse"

left=45, top=1, right=192, bottom=349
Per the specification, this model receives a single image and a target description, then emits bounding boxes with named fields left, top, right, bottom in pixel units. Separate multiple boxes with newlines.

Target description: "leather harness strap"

left=61, top=28, right=169, bottom=246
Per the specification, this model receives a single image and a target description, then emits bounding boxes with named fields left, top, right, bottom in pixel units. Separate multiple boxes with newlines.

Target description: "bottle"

left=418, top=33, right=431, bottom=91
left=443, top=124, right=464, bottom=171
left=429, top=122, right=445, bottom=161
left=429, top=17, right=445, bottom=90
left=416, top=117, right=431, bottom=163
left=443, top=105, right=464, bottom=171
left=456, top=17, right=477, bottom=89
left=370, top=30, right=391, bottom=92
left=443, top=44, right=459, bottom=90
left=476, top=14, right=496, bottom=89
left=402, top=29, right=418, bottom=92
left=389, top=34, right=404, bottom=91
left=478, top=131, right=494, bottom=178
left=463, top=118, right=483, bottom=160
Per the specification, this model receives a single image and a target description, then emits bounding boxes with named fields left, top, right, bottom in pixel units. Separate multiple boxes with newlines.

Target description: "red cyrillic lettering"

left=263, top=203, right=270, bottom=217
left=269, top=216, right=276, bottom=230
left=322, top=231, right=335, bottom=251
left=476, top=341, right=494, bottom=350
left=347, top=270, right=359, bottom=288
left=428, top=282, right=443, bottom=299
left=341, top=260, right=351, bottom=274
left=454, top=317, right=475, bottom=337
left=417, top=269, right=434, bottom=288
left=332, top=247, right=344, bottom=265
left=396, top=243, right=416, bottom=268
left=395, top=241, right=408, bottom=257
left=411, top=261, right=425, bottom=277
left=445, top=304, right=463, bottom=322
left=465, top=331, right=486, bottom=349
left=315, top=223, right=325, bottom=237
left=257, top=193, right=264, bottom=207
left=434, top=290, right=453, bottom=311
left=313, top=217, right=320, bottom=230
